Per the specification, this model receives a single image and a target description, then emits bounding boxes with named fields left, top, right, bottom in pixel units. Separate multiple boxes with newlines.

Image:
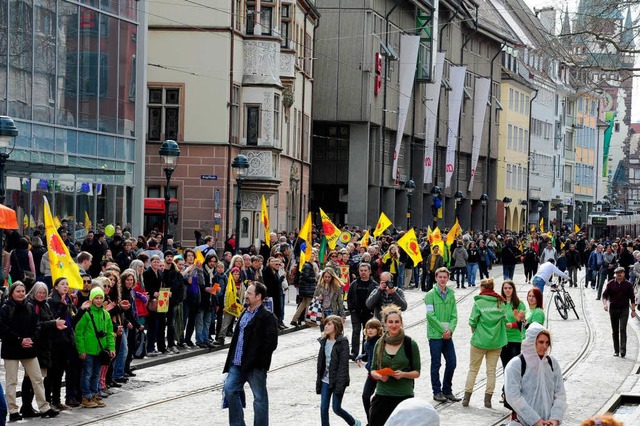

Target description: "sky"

left=522, top=0, right=640, bottom=122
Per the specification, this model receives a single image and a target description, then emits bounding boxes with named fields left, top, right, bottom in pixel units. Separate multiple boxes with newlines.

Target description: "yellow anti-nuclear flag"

left=224, top=273, right=243, bottom=317
left=360, top=229, right=371, bottom=248
left=84, top=211, right=92, bottom=231
left=261, top=195, right=271, bottom=248
left=574, top=224, right=580, bottom=234
left=539, top=217, right=544, bottom=233
left=195, top=248, right=205, bottom=265
left=397, top=229, right=423, bottom=267
left=446, top=218, right=462, bottom=246
left=373, top=212, right=392, bottom=237
left=43, top=197, right=83, bottom=290
left=320, top=208, right=341, bottom=250
left=299, top=212, right=313, bottom=259
left=53, top=215, right=62, bottom=229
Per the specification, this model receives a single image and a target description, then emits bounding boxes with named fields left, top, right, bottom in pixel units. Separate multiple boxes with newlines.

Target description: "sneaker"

left=179, top=342, right=188, bottom=348
left=92, top=395, right=106, bottom=408
left=99, top=391, right=110, bottom=398
left=185, top=340, right=195, bottom=347
left=433, top=393, right=447, bottom=402
left=65, top=399, right=80, bottom=408
left=197, top=342, right=209, bottom=349
left=171, top=346, right=180, bottom=354
left=109, top=381, right=123, bottom=388
left=444, top=393, right=462, bottom=402
left=103, top=388, right=115, bottom=395
left=354, top=420, right=362, bottom=426
left=113, top=377, right=128, bottom=384
left=213, top=339, right=224, bottom=346
left=125, top=370, right=137, bottom=377
left=53, top=403, right=70, bottom=411
left=81, top=397, right=98, bottom=409
left=41, top=408, right=60, bottom=418
left=147, top=350, right=159, bottom=357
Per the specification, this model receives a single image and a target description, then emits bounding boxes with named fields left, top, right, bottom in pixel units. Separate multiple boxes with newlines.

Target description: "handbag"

left=133, top=329, right=147, bottom=359
left=147, top=298, right=158, bottom=312
left=88, top=309, right=112, bottom=366
left=305, top=297, right=323, bottom=327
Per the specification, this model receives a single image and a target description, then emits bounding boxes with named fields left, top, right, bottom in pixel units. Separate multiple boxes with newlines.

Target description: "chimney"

left=536, top=7, right=557, bottom=35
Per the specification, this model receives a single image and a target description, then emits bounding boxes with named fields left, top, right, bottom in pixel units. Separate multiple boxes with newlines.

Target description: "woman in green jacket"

left=500, top=280, right=526, bottom=369
left=463, top=278, right=507, bottom=409
left=75, top=287, right=115, bottom=409
left=525, top=287, right=545, bottom=328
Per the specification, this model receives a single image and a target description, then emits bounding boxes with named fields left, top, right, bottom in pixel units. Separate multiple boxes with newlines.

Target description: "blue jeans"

left=503, top=264, right=515, bottom=280
left=113, top=328, right=128, bottom=379
left=195, top=309, right=212, bottom=344
left=429, top=338, right=457, bottom=395
left=224, top=365, right=269, bottom=426
left=397, top=264, right=405, bottom=289
left=320, top=382, right=355, bottom=426
left=466, top=263, right=478, bottom=286
left=81, top=355, right=102, bottom=398
left=532, top=276, right=546, bottom=294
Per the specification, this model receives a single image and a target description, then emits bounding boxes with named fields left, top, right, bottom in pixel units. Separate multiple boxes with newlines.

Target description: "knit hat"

left=89, top=287, right=105, bottom=301
left=384, top=398, right=440, bottom=426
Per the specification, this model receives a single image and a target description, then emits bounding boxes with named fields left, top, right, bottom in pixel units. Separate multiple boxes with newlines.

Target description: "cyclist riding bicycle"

left=532, top=259, right=570, bottom=294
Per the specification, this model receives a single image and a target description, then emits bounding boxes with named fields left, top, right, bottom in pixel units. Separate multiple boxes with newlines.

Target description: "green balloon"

left=105, top=224, right=115, bottom=237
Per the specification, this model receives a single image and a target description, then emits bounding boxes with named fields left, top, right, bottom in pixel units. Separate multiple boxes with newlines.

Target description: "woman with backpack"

left=291, top=253, right=318, bottom=327
left=369, top=304, right=420, bottom=426
left=316, top=315, right=360, bottom=426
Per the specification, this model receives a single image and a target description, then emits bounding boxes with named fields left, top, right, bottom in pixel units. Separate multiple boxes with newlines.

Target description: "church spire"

left=621, top=6, right=635, bottom=49
left=561, top=3, right=571, bottom=35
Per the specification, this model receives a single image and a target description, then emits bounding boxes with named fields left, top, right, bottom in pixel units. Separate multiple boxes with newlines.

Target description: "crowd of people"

left=0, top=221, right=635, bottom=425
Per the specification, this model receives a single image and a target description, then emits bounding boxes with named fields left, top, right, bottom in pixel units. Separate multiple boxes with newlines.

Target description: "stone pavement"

left=5, top=264, right=640, bottom=425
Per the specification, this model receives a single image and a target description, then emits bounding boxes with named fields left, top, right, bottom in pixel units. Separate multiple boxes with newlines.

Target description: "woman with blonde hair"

left=580, top=414, right=623, bottom=426
left=314, top=268, right=345, bottom=330
left=463, top=277, right=507, bottom=408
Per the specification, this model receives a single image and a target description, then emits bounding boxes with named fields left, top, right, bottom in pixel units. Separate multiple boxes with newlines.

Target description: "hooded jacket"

left=316, top=335, right=350, bottom=395
left=468, top=294, right=507, bottom=350
left=424, top=286, right=458, bottom=340
left=74, top=304, right=116, bottom=356
left=504, top=323, right=566, bottom=426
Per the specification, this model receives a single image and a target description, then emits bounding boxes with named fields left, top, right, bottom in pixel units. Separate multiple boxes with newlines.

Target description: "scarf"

left=376, top=329, right=405, bottom=370
left=479, top=288, right=505, bottom=305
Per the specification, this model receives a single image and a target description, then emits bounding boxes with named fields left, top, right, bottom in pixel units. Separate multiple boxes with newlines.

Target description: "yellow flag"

left=427, top=226, right=432, bottom=241
left=446, top=218, right=462, bottom=246
left=29, top=214, right=35, bottom=228
left=84, top=211, right=92, bottom=231
left=429, top=227, right=445, bottom=257
left=53, top=215, right=62, bottom=229
left=360, top=229, right=370, bottom=248
left=299, top=212, right=313, bottom=259
left=574, top=224, right=580, bottom=234
left=373, top=212, right=392, bottom=237
left=224, top=273, right=243, bottom=317
left=530, top=224, right=535, bottom=232
left=397, top=229, right=423, bottom=267
left=23, top=214, right=28, bottom=229
left=43, top=197, right=83, bottom=290
left=298, top=250, right=306, bottom=272
left=560, top=241, right=565, bottom=250
left=261, top=195, right=271, bottom=247
left=195, top=248, right=205, bottom=265
left=539, top=217, right=544, bottom=233
left=320, top=208, right=341, bottom=250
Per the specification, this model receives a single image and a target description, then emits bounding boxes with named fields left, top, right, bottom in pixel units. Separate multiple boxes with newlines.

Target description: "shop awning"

left=144, top=198, right=179, bottom=215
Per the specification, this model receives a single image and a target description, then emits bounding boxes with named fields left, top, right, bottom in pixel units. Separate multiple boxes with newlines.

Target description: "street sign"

left=201, top=175, right=218, bottom=180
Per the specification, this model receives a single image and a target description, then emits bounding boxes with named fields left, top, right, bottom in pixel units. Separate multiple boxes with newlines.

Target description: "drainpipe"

left=484, top=41, right=506, bottom=230
left=308, top=15, right=319, bottom=218
left=298, top=12, right=309, bottom=229
left=525, top=88, right=538, bottom=232
left=225, top=0, right=236, bottom=243
left=379, top=0, right=402, bottom=214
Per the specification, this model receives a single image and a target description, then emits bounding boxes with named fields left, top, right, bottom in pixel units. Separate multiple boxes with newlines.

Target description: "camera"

left=387, top=280, right=395, bottom=289
left=96, top=330, right=107, bottom=338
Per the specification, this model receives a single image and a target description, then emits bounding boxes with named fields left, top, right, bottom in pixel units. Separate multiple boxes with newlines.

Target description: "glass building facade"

left=0, top=0, right=144, bottom=238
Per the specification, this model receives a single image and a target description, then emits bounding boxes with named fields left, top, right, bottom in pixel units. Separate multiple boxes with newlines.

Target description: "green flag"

left=603, top=111, right=615, bottom=177
left=318, top=235, right=328, bottom=268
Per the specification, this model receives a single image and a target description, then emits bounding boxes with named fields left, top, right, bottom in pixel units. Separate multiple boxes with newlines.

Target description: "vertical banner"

left=445, top=66, right=467, bottom=189
left=468, top=77, right=491, bottom=192
left=603, top=111, right=615, bottom=177
left=391, top=35, right=421, bottom=180
left=424, top=52, right=445, bottom=184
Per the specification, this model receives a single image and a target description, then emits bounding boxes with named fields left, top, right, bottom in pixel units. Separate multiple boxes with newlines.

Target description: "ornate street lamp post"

left=231, top=154, right=249, bottom=254
left=159, top=140, right=180, bottom=253
left=404, top=179, right=416, bottom=229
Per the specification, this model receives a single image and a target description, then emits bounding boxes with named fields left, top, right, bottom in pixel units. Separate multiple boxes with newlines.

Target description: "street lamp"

left=159, top=140, right=180, bottom=253
left=575, top=200, right=583, bottom=229
left=404, top=179, right=416, bottom=229
left=556, top=202, right=565, bottom=229
left=431, top=185, right=441, bottom=230
left=454, top=191, right=464, bottom=221
left=0, top=116, right=17, bottom=285
left=520, top=199, right=528, bottom=232
left=503, top=197, right=512, bottom=232
left=231, top=154, right=249, bottom=254
left=480, top=194, right=488, bottom=232
left=595, top=200, right=603, bottom=212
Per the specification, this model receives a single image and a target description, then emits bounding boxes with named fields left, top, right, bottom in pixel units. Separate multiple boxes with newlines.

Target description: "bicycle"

left=550, top=281, right=579, bottom=320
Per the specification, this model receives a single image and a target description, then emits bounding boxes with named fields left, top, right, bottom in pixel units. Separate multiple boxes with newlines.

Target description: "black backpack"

left=503, top=353, right=554, bottom=411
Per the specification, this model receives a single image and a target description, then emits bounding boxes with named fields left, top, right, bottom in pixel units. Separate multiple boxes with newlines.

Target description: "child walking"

left=316, top=315, right=361, bottom=426
left=356, top=318, right=383, bottom=426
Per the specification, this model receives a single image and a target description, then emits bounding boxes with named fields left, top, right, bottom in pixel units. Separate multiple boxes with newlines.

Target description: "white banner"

left=391, top=35, right=421, bottom=180
left=445, top=66, right=467, bottom=189
left=468, top=77, right=491, bottom=192
left=424, top=52, right=445, bottom=184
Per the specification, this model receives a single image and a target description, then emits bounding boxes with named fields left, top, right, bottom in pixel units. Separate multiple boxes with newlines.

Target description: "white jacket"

left=504, top=323, right=566, bottom=426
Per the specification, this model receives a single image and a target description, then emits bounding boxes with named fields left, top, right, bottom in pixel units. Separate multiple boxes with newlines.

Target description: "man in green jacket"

left=75, top=287, right=116, bottom=408
left=424, top=267, right=461, bottom=403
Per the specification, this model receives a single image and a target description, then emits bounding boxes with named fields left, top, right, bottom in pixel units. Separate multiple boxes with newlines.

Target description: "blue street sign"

left=201, top=175, right=218, bottom=180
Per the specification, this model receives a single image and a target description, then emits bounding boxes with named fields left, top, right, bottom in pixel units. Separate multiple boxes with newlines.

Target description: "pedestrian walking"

left=465, top=241, right=480, bottom=287
left=602, top=266, right=636, bottom=358
left=316, top=315, right=361, bottom=426
left=422, top=245, right=443, bottom=292
left=425, top=267, right=461, bottom=403
left=565, top=243, right=581, bottom=287
left=291, top=256, right=318, bottom=326
left=524, top=288, right=545, bottom=329
left=369, top=305, right=420, bottom=426
left=504, top=323, right=566, bottom=426
left=314, top=268, right=346, bottom=332
left=347, top=263, right=377, bottom=360
left=522, top=242, right=539, bottom=284
left=451, top=241, right=468, bottom=288
left=462, top=278, right=507, bottom=408
left=222, top=282, right=279, bottom=426
left=501, top=238, right=521, bottom=281
left=355, top=318, right=382, bottom=426
left=500, top=280, right=526, bottom=368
